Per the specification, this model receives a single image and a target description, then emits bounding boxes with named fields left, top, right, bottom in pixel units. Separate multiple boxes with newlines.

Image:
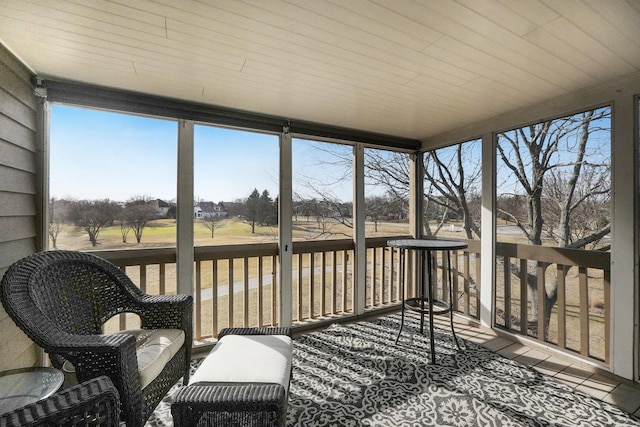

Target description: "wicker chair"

left=0, top=376, right=120, bottom=427
left=0, top=250, right=193, bottom=427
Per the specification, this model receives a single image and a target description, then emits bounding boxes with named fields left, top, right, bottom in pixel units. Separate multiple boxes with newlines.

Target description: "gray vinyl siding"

left=0, top=43, right=40, bottom=370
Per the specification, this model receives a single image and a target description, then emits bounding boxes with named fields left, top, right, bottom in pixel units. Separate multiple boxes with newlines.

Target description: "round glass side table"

left=0, top=367, right=64, bottom=415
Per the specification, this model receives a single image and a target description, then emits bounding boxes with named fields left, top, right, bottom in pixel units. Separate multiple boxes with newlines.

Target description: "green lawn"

left=54, top=217, right=411, bottom=251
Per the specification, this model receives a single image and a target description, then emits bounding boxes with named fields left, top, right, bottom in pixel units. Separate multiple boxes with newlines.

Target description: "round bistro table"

left=0, top=367, right=64, bottom=415
left=388, top=239, right=468, bottom=364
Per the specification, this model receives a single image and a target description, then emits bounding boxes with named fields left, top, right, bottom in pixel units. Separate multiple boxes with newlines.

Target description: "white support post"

left=36, top=95, right=49, bottom=365
left=353, top=144, right=366, bottom=315
left=409, top=152, right=424, bottom=290
left=36, top=97, right=50, bottom=252
left=279, top=126, right=293, bottom=327
left=409, top=152, right=424, bottom=238
left=611, top=95, right=637, bottom=380
left=479, top=132, right=496, bottom=328
left=176, top=120, right=194, bottom=297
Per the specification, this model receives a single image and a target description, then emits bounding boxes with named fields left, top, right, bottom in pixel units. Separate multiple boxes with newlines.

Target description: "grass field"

left=54, top=216, right=558, bottom=251
left=54, top=217, right=413, bottom=251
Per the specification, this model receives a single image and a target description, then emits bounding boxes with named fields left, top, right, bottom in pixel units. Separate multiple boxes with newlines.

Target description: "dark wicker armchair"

left=0, top=250, right=193, bottom=427
left=0, top=376, right=120, bottom=427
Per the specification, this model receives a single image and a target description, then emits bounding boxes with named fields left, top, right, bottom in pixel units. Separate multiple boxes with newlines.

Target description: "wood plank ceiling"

left=1, top=0, right=639, bottom=141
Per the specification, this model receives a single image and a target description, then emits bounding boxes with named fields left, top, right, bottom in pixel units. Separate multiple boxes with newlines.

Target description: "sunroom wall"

left=422, top=71, right=640, bottom=380
left=0, top=44, right=41, bottom=370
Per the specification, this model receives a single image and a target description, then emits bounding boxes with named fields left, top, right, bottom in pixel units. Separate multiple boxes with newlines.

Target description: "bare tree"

left=299, top=143, right=482, bottom=238
left=364, top=150, right=411, bottom=202
left=68, top=199, right=121, bottom=246
left=49, top=218, right=63, bottom=249
left=122, top=196, right=157, bottom=243
left=496, top=107, right=611, bottom=333
left=365, top=193, right=407, bottom=232
left=423, top=142, right=482, bottom=238
left=298, top=185, right=353, bottom=226
left=48, top=198, right=69, bottom=249
left=359, top=143, right=482, bottom=238
left=202, top=216, right=222, bottom=238
left=543, top=166, right=611, bottom=250
left=118, top=219, right=131, bottom=243
left=292, top=191, right=352, bottom=239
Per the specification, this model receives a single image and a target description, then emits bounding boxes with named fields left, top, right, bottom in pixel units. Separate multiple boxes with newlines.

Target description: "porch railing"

left=89, top=237, right=481, bottom=342
left=494, top=242, right=610, bottom=365
left=88, top=239, right=610, bottom=366
left=425, top=239, right=481, bottom=320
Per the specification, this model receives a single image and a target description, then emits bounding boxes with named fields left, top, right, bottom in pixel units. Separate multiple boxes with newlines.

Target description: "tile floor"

left=197, top=312, right=640, bottom=420
left=445, top=315, right=640, bottom=419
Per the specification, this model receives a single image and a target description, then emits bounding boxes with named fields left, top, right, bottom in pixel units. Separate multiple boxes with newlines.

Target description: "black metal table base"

left=389, top=239, right=467, bottom=364
left=394, top=297, right=462, bottom=357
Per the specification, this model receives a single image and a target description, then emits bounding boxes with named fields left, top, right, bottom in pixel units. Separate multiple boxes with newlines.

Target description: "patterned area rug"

left=146, top=314, right=640, bottom=426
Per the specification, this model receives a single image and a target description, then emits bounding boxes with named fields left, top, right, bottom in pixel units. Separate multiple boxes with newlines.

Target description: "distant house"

left=196, top=201, right=227, bottom=219
left=194, top=206, right=203, bottom=219
left=149, top=199, right=171, bottom=218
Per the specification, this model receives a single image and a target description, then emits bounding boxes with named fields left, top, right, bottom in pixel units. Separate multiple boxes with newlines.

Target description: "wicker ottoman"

left=171, top=327, right=293, bottom=427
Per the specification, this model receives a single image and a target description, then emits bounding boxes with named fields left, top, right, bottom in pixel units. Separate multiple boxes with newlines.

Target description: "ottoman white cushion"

left=189, top=334, right=293, bottom=390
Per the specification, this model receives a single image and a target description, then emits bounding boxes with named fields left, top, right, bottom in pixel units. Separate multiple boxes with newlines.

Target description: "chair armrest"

left=44, top=332, right=140, bottom=414
left=0, top=376, right=120, bottom=427
left=139, top=294, right=193, bottom=331
left=43, top=332, right=138, bottom=374
left=45, top=329, right=135, bottom=354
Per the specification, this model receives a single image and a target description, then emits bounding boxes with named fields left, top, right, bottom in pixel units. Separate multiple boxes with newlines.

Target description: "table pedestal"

left=389, top=239, right=468, bottom=364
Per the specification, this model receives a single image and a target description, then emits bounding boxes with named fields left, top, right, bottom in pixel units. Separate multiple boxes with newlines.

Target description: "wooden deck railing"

left=88, top=239, right=609, bottom=365
left=431, top=239, right=482, bottom=320
left=89, top=239, right=608, bottom=364
left=494, top=242, right=610, bottom=365
left=193, top=243, right=280, bottom=340
left=89, top=237, right=481, bottom=340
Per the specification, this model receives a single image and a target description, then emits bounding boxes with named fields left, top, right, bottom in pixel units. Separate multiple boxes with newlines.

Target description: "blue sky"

left=50, top=105, right=611, bottom=205
left=51, top=105, right=179, bottom=201
left=50, top=105, right=355, bottom=203
left=194, top=125, right=280, bottom=202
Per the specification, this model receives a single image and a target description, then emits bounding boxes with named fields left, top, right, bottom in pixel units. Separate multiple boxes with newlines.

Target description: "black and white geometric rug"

left=146, top=314, right=640, bottom=426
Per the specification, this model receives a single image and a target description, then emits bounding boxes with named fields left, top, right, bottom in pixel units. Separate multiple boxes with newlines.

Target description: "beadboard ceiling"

left=1, top=0, right=640, bottom=141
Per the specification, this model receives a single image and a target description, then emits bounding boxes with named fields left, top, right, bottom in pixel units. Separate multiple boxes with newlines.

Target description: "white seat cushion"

left=63, top=328, right=185, bottom=389
left=189, top=334, right=293, bottom=390
left=113, top=329, right=185, bottom=389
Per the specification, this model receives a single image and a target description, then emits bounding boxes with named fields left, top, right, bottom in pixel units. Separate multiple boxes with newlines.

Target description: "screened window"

left=493, top=106, right=611, bottom=360
left=495, top=107, right=611, bottom=248
left=364, top=148, right=410, bottom=238
left=49, top=105, right=177, bottom=250
left=422, top=139, right=482, bottom=240
left=194, top=125, right=279, bottom=245
left=292, top=139, right=353, bottom=241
